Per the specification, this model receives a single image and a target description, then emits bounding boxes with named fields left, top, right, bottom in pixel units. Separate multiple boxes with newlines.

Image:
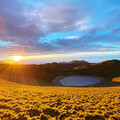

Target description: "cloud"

left=25, top=0, right=89, bottom=33
left=0, top=0, right=120, bottom=55
left=0, top=0, right=89, bottom=54
left=65, top=36, right=79, bottom=39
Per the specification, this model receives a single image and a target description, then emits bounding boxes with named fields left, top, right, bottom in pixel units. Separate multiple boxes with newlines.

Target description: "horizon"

left=0, top=0, right=120, bottom=64
left=1, top=58, right=120, bottom=65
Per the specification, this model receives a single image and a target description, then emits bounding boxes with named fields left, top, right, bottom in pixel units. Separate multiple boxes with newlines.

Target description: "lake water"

left=60, top=76, right=101, bottom=86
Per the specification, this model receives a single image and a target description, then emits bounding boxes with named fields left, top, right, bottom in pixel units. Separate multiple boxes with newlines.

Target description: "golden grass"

left=0, top=79, right=119, bottom=120
left=112, top=77, right=120, bottom=82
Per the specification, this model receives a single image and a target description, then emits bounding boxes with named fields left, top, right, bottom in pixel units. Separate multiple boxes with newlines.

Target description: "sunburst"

left=11, top=56, right=23, bottom=62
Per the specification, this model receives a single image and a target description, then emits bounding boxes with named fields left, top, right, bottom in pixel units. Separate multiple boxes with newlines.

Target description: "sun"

left=12, top=56, right=23, bottom=62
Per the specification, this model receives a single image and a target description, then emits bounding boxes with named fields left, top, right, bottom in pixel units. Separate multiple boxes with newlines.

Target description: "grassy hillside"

left=0, top=60, right=120, bottom=87
left=0, top=79, right=119, bottom=120
left=73, top=59, right=120, bottom=87
left=0, top=60, right=90, bottom=85
left=0, top=60, right=119, bottom=119
left=0, top=64, right=54, bottom=86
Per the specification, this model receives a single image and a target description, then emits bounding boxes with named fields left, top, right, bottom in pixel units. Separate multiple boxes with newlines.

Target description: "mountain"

left=73, top=59, right=120, bottom=81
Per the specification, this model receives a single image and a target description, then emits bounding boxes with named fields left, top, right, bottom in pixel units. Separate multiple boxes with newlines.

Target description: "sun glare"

left=12, top=56, right=23, bottom=62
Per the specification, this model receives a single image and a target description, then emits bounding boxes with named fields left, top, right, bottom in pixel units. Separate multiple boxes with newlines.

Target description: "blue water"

left=60, top=76, right=100, bottom=86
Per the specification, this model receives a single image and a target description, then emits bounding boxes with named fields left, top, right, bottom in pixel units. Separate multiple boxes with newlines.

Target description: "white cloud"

left=25, top=0, right=89, bottom=33
left=65, top=36, right=79, bottom=39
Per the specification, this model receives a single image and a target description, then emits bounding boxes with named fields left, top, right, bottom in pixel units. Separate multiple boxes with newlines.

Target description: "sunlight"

left=11, top=56, right=23, bottom=62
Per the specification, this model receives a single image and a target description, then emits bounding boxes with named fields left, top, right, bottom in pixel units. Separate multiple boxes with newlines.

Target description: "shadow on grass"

left=85, top=81, right=120, bottom=87
left=0, top=74, right=56, bottom=86
left=0, top=73, right=120, bottom=87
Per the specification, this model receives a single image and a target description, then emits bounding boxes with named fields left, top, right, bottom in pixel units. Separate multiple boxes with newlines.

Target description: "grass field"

left=0, top=79, right=120, bottom=120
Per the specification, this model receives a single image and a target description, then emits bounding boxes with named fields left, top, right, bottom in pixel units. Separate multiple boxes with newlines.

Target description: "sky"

left=0, top=0, right=120, bottom=64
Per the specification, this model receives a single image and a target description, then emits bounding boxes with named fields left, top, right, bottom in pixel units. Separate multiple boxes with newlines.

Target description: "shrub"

left=40, top=113, right=48, bottom=120
left=58, top=112, right=68, bottom=120
left=17, top=113, right=27, bottom=120
left=85, top=114, right=105, bottom=120
left=27, top=109, right=41, bottom=117
left=43, top=108, right=60, bottom=117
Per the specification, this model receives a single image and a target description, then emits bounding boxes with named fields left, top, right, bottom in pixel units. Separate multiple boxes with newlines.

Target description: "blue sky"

left=0, top=0, right=120, bottom=63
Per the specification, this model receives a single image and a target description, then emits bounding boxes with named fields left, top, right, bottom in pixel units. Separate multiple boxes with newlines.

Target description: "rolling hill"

left=73, top=59, right=120, bottom=86
left=0, top=59, right=120, bottom=87
left=0, top=78, right=119, bottom=119
left=0, top=60, right=119, bottom=119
